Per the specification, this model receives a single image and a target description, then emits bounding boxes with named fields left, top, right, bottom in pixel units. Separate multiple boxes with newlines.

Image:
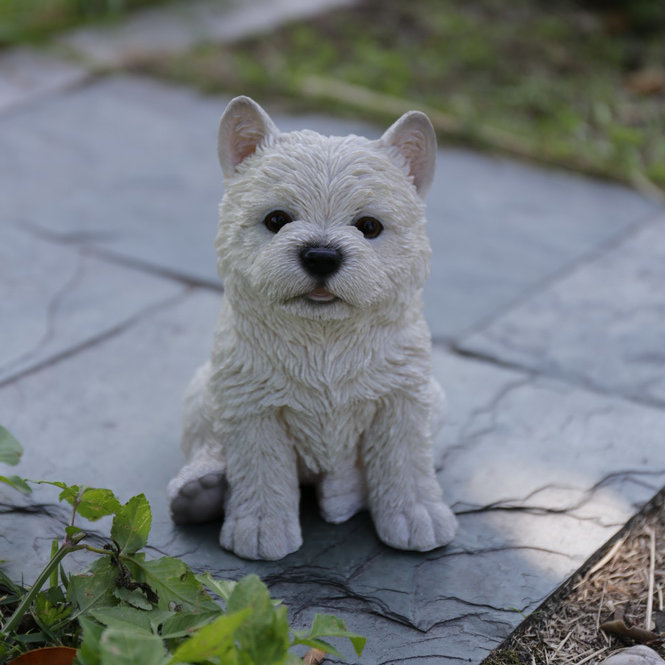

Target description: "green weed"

left=0, top=429, right=365, bottom=664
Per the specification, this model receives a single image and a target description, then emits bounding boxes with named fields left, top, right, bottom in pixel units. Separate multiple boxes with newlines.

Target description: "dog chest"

left=280, top=397, right=375, bottom=473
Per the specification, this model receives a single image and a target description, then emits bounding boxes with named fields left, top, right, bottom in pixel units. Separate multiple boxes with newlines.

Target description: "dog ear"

left=218, top=96, right=279, bottom=178
left=380, top=111, right=436, bottom=197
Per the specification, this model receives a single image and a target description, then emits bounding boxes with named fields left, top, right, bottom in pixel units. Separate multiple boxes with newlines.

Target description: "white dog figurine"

left=167, top=97, right=457, bottom=560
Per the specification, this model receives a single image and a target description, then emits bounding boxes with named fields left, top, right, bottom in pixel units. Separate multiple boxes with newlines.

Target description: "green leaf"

left=77, top=488, right=121, bottom=521
left=66, top=525, right=85, bottom=539
left=35, top=483, right=119, bottom=521
left=111, top=494, right=151, bottom=554
left=68, top=558, right=118, bottom=616
left=91, top=606, right=173, bottom=634
left=294, top=614, right=366, bottom=657
left=0, top=426, right=22, bottom=465
left=159, top=610, right=221, bottom=639
left=196, top=572, right=237, bottom=602
left=34, top=480, right=80, bottom=504
left=60, top=563, right=70, bottom=590
left=113, top=586, right=154, bottom=610
left=77, top=615, right=105, bottom=665
left=226, top=575, right=272, bottom=614
left=0, top=474, right=31, bottom=494
left=33, top=588, right=72, bottom=631
left=98, top=626, right=167, bottom=665
left=124, top=556, right=219, bottom=614
left=166, top=608, right=251, bottom=664
left=227, top=575, right=290, bottom=665
left=49, top=539, right=60, bottom=589
left=0, top=568, right=23, bottom=596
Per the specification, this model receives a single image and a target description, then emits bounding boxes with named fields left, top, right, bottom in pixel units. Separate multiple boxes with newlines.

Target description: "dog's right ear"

left=218, top=96, right=279, bottom=178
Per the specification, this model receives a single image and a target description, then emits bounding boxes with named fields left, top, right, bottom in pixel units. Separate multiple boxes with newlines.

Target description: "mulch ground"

left=485, top=487, right=665, bottom=665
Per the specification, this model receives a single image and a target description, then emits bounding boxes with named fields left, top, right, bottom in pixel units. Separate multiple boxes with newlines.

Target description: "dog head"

left=215, top=97, right=436, bottom=321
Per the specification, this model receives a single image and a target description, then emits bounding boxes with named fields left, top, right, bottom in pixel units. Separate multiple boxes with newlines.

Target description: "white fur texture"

left=168, top=97, right=457, bottom=560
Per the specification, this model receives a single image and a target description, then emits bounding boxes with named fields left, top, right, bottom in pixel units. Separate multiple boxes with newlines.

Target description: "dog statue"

left=167, top=97, right=457, bottom=560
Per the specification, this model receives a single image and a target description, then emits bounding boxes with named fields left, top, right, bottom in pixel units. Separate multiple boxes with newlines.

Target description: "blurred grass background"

left=0, top=0, right=170, bottom=44
left=1, top=0, right=664, bottom=195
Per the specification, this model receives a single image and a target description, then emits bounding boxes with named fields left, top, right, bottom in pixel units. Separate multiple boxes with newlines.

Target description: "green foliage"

left=165, top=609, right=251, bottom=664
left=0, top=425, right=31, bottom=494
left=293, top=614, right=366, bottom=658
left=227, top=575, right=291, bottom=665
left=0, top=0, right=174, bottom=46
left=0, top=426, right=22, bottom=466
left=0, top=431, right=365, bottom=664
left=111, top=494, right=151, bottom=553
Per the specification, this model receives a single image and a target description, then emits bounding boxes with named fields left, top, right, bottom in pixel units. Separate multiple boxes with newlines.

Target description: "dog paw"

left=220, top=510, right=302, bottom=560
left=317, top=467, right=367, bottom=524
left=168, top=472, right=226, bottom=525
left=373, top=499, right=457, bottom=552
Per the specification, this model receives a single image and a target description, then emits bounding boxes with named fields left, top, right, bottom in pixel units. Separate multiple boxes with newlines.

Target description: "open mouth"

left=304, top=287, right=337, bottom=303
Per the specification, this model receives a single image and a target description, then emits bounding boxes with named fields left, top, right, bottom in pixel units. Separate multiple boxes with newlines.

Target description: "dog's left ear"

left=218, top=96, right=279, bottom=178
left=380, top=111, right=436, bottom=197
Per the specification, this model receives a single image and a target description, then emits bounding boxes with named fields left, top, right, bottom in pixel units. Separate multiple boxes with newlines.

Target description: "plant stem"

left=1, top=541, right=78, bottom=637
left=82, top=544, right=111, bottom=556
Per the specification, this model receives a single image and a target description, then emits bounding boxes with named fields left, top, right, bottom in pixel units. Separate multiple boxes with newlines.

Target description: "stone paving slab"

left=423, top=152, right=657, bottom=339
left=459, top=214, right=665, bottom=409
left=0, top=76, right=223, bottom=286
left=0, top=223, right=185, bottom=385
left=0, top=74, right=656, bottom=341
left=2, top=289, right=665, bottom=663
left=0, top=47, right=88, bottom=113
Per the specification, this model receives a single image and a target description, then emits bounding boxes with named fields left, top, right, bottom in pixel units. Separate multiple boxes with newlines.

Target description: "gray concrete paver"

left=425, top=150, right=657, bottom=339
left=0, top=223, right=185, bottom=385
left=0, top=47, right=88, bottom=113
left=459, top=214, right=665, bottom=408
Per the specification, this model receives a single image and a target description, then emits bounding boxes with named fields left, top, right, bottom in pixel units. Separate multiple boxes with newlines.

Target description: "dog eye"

left=263, top=210, right=293, bottom=233
left=354, top=216, right=383, bottom=239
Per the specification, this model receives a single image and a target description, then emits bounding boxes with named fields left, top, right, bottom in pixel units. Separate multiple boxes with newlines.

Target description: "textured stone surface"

left=2, top=290, right=665, bottom=663
left=424, top=151, right=656, bottom=339
left=0, top=48, right=87, bottom=113
left=0, top=76, right=223, bottom=287
left=0, top=74, right=655, bottom=341
left=0, top=223, right=184, bottom=384
left=459, top=215, right=665, bottom=408
left=59, top=0, right=357, bottom=67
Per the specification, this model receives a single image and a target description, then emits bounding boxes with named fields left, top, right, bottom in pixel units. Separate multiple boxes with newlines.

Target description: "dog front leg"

left=362, top=391, right=457, bottom=551
left=219, top=411, right=302, bottom=560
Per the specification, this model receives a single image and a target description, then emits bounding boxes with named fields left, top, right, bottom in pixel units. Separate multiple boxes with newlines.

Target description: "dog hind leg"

left=168, top=362, right=226, bottom=524
left=317, top=458, right=367, bottom=524
left=168, top=450, right=226, bottom=524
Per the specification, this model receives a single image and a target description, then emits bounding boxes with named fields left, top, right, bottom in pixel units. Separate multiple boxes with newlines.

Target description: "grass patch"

left=0, top=0, right=173, bottom=47
left=135, top=0, right=665, bottom=194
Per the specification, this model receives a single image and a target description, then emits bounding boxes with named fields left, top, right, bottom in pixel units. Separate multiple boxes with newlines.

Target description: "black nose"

left=299, top=246, right=343, bottom=278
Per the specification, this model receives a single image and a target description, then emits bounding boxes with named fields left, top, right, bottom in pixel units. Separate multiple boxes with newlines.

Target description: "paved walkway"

left=2, top=3, right=665, bottom=663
